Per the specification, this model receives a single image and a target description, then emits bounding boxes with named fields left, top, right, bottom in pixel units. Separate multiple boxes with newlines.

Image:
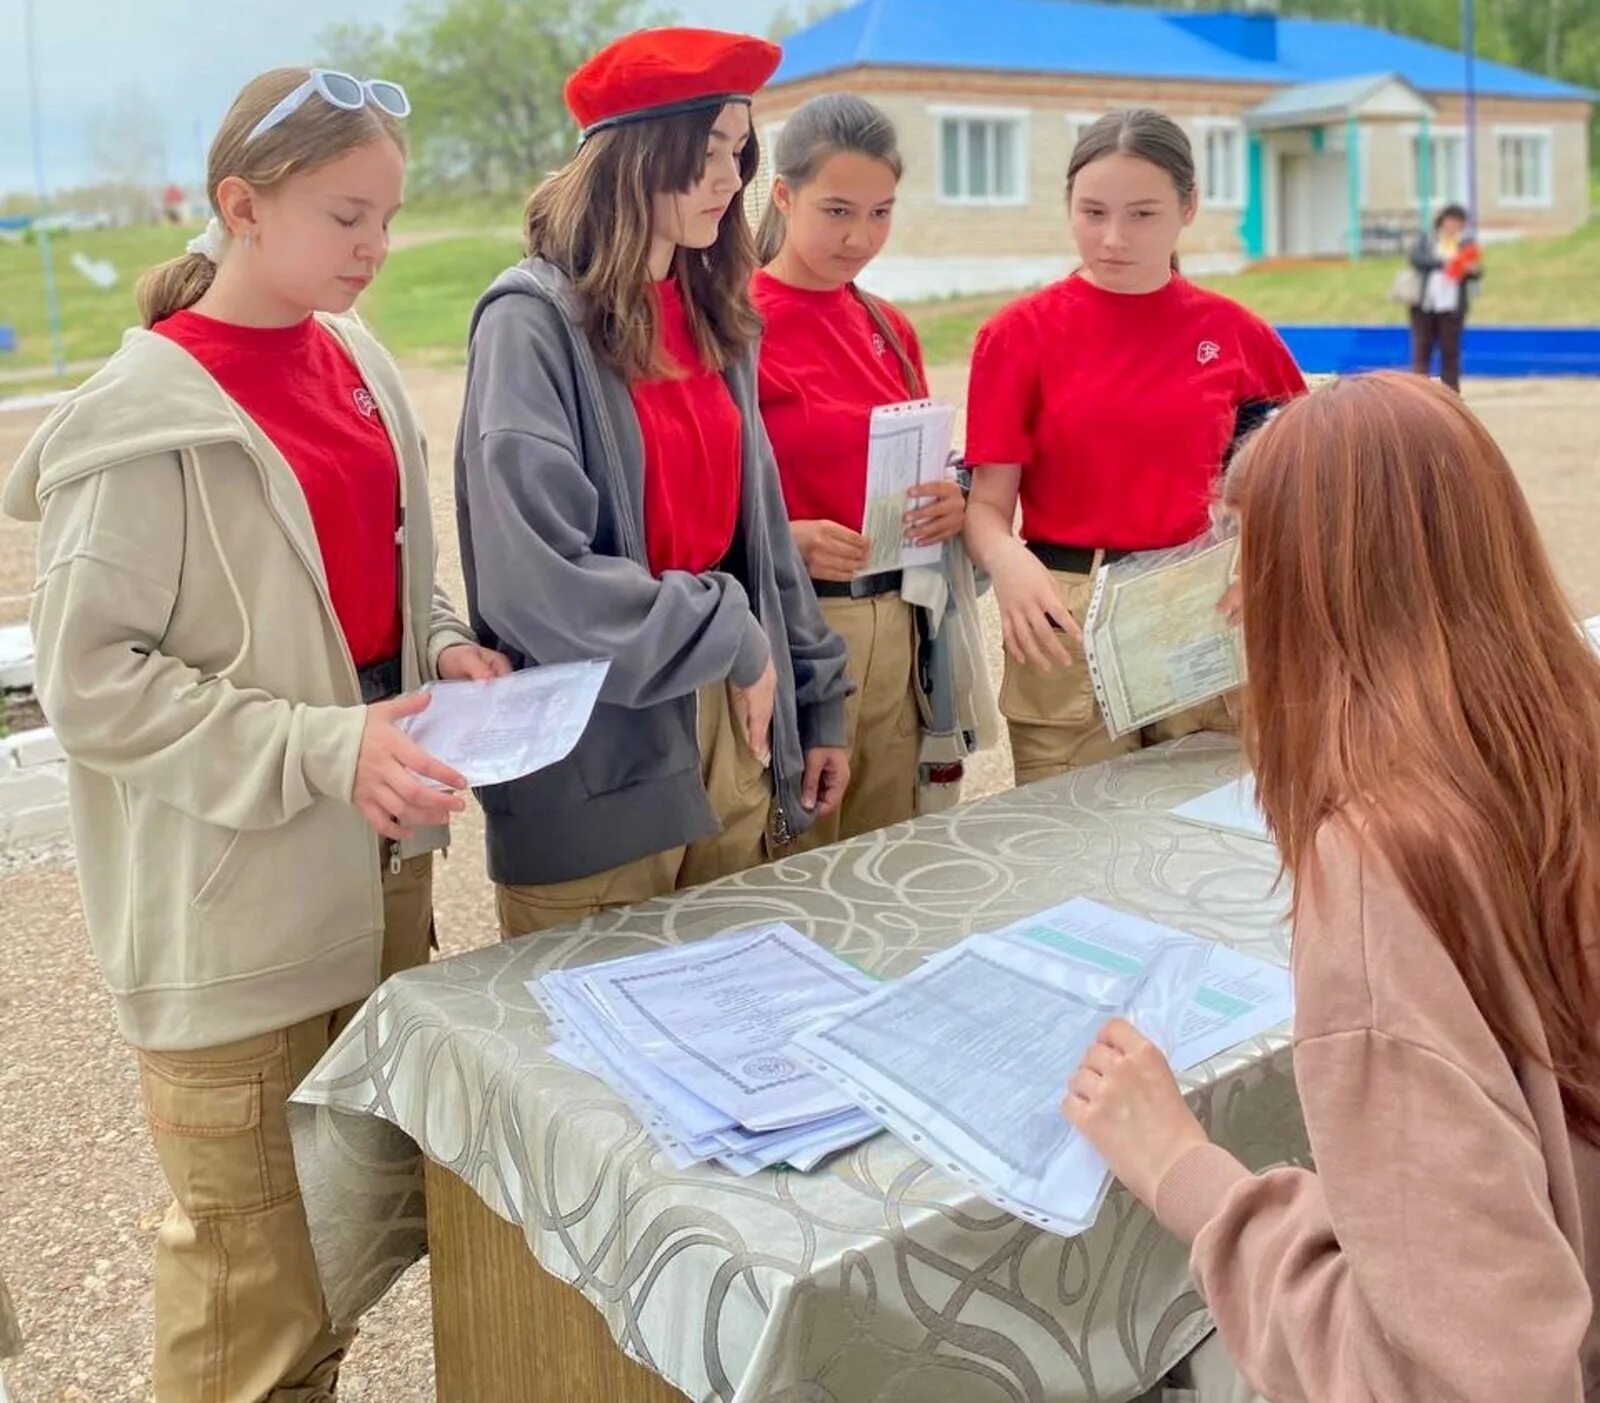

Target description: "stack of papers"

left=790, top=899, right=1292, bottom=1234
left=529, top=925, right=882, bottom=1176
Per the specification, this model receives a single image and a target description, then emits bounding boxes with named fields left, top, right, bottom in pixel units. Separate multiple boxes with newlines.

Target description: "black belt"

left=1026, top=543, right=1135, bottom=575
left=812, top=570, right=902, bottom=600
left=356, top=656, right=403, bottom=703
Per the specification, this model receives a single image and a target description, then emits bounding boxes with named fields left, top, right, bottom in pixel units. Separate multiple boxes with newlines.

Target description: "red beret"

left=566, top=27, right=782, bottom=141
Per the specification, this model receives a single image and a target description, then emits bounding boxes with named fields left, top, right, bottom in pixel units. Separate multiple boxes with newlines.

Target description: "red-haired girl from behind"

left=1069, top=372, right=1600, bottom=1401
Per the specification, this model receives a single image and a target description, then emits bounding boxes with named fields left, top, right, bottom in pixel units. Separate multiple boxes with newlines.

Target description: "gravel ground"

left=0, top=367, right=1596, bottom=1401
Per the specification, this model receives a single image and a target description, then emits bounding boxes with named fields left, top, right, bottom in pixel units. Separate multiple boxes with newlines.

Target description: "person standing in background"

left=1409, top=203, right=1482, bottom=393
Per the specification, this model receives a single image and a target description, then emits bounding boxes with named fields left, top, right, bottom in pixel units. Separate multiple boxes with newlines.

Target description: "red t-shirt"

left=155, top=309, right=402, bottom=667
left=629, top=278, right=744, bottom=576
left=751, top=269, right=928, bottom=530
left=965, top=274, right=1306, bottom=550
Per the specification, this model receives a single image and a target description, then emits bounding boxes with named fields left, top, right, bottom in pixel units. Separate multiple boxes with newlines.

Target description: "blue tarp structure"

left=1276, top=325, right=1600, bottom=377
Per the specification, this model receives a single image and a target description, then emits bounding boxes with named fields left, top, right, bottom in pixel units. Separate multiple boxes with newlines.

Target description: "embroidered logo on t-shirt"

left=871, top=332, right=888, bottom=359
left=352, top=388, right=379, bottom=419
left=1196, top=340, right=1222, bottom=366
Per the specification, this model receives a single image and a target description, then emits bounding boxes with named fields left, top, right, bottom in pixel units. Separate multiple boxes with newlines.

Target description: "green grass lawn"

left=911, top=220, right=1600, bottom=365
left=359, top=231, right=523, bottom=363
left=2, top=215, right=1597, bottom=382
left=0, top=221, right=524, bottom=377
left=0, top=224, right=191, bottom=373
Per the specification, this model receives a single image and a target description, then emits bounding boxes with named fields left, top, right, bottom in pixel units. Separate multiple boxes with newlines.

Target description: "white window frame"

left=1193, top=116, right=1247, bottom=209
left=1403, top=124, right=1470, bottom=207
left=1064, top=109, right=1102, bottom=156
left=1493, top=124, right=1554, bottom=209
left=931, top=104, right=1030, bottom=207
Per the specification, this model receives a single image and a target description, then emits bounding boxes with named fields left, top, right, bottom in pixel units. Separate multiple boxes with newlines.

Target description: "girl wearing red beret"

left=455, top=29, right=853, bottom=936
left=752, top=95, right=966, bottom=845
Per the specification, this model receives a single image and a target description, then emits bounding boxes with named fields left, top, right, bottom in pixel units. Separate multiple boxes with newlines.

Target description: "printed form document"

left=530, top=925, right=881, bottom=1175
left=858, top=399, right=954, bottom=577
left=791, top=899, right=1292, bottom=1233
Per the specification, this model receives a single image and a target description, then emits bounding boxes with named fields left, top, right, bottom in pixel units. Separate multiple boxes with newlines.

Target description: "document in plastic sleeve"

left=530, top=925, right=882, bottom=1174
left=858, top=399, right=954, bottom=577
left=1083, top=536, right=1243, bottom=738
left=790, top=899, right=1212, bottom=1234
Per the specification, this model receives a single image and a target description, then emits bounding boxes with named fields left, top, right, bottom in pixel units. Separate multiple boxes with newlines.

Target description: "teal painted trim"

left=1346, top=114, right=1362, bottom=262
left=1242, top=133, right=1265, bottom=260
left=1418, top=112, right=1433, bottom=230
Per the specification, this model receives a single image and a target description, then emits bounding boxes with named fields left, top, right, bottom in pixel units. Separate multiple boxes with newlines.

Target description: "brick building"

left=751, top=0, right=1594, bottom=299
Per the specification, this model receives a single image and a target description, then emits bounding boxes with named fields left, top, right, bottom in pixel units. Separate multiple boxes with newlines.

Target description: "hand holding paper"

left=398, top=658, right=610, bottom=788
left=1063, top=1017, right=1210, bottom=1207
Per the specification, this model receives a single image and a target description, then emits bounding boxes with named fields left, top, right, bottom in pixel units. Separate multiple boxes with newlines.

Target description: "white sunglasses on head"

left=246, top=69, right=411, bottom=144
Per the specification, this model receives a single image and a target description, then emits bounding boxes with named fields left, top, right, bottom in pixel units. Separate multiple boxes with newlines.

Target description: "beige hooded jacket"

left=2, top=313, right=476, bottom=1051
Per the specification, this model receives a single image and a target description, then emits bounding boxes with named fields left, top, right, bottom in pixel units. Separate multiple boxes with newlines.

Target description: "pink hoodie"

left=1156, top=821, right=1600, bottom=1401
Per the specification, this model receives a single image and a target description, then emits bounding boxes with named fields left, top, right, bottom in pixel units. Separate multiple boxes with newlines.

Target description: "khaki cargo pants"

left=792, top=591, right=919, bottom=850
left=498, top=681, right=772, bottom=938
left=1002, top=566, right=1235, bottom=786
left=135, top=854, right=434, bottom=1403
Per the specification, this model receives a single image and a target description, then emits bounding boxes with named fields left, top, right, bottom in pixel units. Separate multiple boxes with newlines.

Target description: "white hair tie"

left=185, top=216, right=227, bottom=263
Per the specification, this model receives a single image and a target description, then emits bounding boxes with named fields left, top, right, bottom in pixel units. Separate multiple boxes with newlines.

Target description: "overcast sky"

left=0, top=0, right=790, bottom=197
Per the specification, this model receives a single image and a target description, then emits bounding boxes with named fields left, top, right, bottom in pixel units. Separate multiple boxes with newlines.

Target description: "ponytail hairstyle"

left=525, top=107, right=763, bottom=382
left=135, top=67, right=408, bottom=327
left=1067, top=108, right=1196, bottom=274
left=754, top=93, right=904, bottom=266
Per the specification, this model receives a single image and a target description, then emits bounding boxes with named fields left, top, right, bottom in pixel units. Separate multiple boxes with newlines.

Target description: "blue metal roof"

left=772, top=0, right=1593, bottom=102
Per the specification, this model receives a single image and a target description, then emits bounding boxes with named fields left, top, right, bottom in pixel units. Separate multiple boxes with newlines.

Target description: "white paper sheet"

left=400, top=659, right=610, bottom=787
left=1170, top=775, right=1271, bottom=843
left=1171, top=943, right=1294, bottom=1070
left=791, top=900, right=1211, bottom=1234
left=859, top=399, right=954, bottom=577
left=1585, top=615, right=1600, bottom=654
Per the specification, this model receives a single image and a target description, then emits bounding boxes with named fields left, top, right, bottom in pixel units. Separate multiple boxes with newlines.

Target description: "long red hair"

left=1226, top=372, right=1600, bottom=1142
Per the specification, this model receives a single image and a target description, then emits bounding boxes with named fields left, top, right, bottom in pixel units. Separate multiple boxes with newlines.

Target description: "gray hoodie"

left=455, top=260, right=850, bottom=885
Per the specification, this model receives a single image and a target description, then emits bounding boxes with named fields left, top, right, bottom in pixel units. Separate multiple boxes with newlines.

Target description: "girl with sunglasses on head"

left=456, top=29, right=852, bottom=937
left=4, top=67, right=505, bottom=1399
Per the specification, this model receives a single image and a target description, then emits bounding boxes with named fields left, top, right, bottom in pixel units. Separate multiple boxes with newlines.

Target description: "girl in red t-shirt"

left=9, top=67, right=506, bottom=1398
left=963, top=108, right=1306, bottom=785
left=752, top=95, right=966, bottom=844
left=456, top=30, right=853, bottom=936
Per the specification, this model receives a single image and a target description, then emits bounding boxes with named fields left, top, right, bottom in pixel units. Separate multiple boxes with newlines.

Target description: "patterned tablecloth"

left=289, top=734, right=1308, bottom=1403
